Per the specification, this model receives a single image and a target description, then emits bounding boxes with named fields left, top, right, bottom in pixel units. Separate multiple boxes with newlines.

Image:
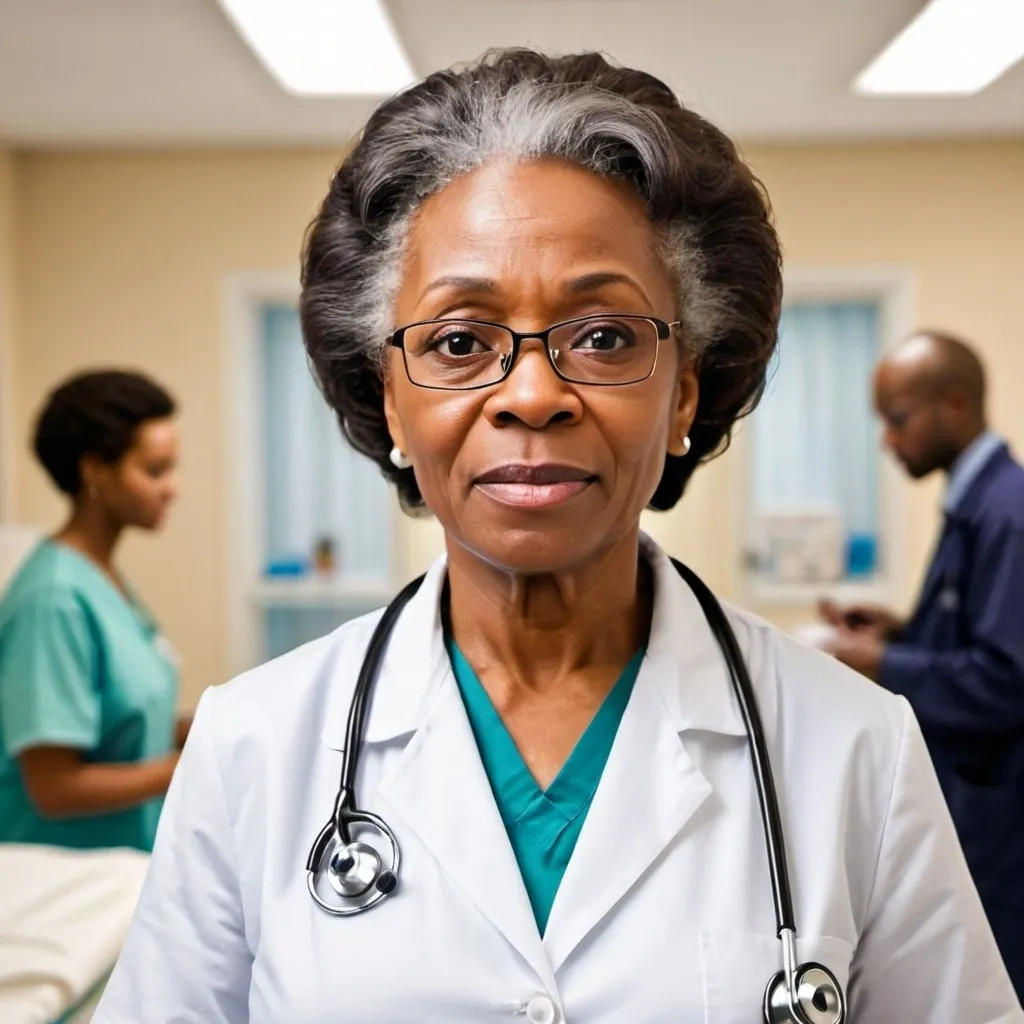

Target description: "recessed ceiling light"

left=217, top=0, right=416, bottom=96
left=855, top=0, right=1024, bottom=96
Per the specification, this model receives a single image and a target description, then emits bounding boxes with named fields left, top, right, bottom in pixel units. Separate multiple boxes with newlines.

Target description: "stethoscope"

left=306, top=559, right=846, bottom=1024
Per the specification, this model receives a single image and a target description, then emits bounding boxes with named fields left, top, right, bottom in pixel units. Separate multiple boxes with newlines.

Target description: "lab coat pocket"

left=701, top=929, right=854, bottom=1023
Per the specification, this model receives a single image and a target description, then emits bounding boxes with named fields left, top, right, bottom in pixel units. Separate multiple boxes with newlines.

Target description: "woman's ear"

left=382, top=356, right=408, bottom=456
left=668, top=360, right=699, bottom=457
left=78, top=452, right=103, bottom=493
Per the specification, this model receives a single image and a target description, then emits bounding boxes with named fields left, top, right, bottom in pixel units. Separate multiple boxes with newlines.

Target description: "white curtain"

left=261, top=305, right=392, bottom=584
left=751, top=300, right=880, bottom=542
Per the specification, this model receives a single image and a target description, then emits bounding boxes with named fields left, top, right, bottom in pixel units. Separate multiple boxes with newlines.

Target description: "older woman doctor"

left=95, top=50, right=1019, bottom=1023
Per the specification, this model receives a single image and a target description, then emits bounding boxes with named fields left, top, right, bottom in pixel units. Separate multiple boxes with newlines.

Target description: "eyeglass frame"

left=878, top=397, right=939, bottom=432
left=387, top=314, right=682, bottom=391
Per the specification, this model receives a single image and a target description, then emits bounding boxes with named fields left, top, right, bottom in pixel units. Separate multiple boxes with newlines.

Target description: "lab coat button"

left=525, top=994, right=558, bottom=1024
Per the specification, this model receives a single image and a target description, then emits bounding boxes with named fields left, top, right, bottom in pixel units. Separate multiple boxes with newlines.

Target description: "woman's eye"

left=573, top=324, right=633, bottom=351
left=429, top=331, right=488, bottom=357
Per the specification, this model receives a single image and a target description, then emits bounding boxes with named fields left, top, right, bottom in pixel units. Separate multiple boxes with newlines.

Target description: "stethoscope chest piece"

left=328, top=841, right=388, bottom=898
left=306, top=809, right=400, bottom=916
left=764, top=962, right=845, bottom=1024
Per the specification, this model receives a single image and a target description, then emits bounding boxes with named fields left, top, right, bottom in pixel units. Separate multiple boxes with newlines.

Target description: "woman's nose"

left=486, top=339, right=583, bottom=430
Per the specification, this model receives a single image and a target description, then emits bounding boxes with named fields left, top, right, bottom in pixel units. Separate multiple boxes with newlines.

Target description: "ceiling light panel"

left=855, top=0, right=1024, bottom=95
left=217, top=0, right=415, bottom=96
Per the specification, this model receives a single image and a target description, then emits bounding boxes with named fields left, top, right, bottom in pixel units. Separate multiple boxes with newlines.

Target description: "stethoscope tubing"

left=321, top=561, right=796, bottom=934
left=669, top=559, right=796, bottom=934
left=306, top=559, right=844, bottom=1023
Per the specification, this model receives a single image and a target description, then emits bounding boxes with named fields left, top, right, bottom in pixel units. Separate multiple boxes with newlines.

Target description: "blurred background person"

left=822, top=330, right=1024, bottom=997
left=0, top=370, right=185, bottom=851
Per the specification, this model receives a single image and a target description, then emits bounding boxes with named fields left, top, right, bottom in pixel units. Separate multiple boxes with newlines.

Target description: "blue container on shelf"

left=845, top=533, right=877, bottom=579
left=264, top=557, right=309, bottom=578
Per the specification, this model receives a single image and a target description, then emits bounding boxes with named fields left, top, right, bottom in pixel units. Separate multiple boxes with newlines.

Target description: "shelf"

left=250, top=577, right=395, bottom=608
left=745, top=575, right=890, bottom=608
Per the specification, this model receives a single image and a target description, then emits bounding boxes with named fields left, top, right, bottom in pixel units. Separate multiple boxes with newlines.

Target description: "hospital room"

left=1, top=1, right=1023, bottom=1021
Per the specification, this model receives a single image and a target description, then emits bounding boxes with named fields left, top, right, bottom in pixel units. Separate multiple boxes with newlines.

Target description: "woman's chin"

left=138, top=512, right=169, bottom=533
left=456, top=525, right=623, bottom=578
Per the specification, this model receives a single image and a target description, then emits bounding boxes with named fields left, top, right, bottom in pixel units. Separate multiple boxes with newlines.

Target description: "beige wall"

left=0, top=149, right=16, bottom=520
left=8, top=141, right=1024, bottom=704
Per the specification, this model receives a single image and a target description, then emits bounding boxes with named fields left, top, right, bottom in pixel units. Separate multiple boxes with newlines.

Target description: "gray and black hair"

left=301, top=48, right=782, bottom=511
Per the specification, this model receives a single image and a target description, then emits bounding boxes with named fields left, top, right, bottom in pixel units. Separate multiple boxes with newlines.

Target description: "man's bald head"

left=874, top=330, right=988, bottom=479
left=878, top=330, right=986, bottom=415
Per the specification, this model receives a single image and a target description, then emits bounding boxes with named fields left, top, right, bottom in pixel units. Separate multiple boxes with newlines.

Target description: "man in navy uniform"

left=823, top=330, right=1024, bottom=999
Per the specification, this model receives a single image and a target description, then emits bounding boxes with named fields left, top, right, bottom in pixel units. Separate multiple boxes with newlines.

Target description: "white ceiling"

left=1, top=0, right=1023, bottom=148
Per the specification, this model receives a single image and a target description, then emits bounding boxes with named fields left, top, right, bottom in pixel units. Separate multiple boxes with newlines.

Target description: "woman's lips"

left=475, top=479, right=593, bottom=507
left=473, top=463, right=596, bottom=508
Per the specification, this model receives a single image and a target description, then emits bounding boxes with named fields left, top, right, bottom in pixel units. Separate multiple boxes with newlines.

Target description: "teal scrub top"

left=448, top=639, right=644, bottom=934
left=0, top=541, right=179, bottom=851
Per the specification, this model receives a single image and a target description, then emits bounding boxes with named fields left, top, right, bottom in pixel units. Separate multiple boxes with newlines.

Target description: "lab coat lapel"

left=321, top=556, right=553, bottom=985
left=543, top=537, right=748, bottom=972
left=376, top=663, right=555, bottom=991
left=542, top=662, right=714, bottom=972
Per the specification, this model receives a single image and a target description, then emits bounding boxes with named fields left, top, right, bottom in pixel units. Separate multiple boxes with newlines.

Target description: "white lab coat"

left=95, top=537, right=1022, bottom=1023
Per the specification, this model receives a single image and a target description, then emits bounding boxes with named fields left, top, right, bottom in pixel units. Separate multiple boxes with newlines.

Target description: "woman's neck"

left=53, top=506, right=123, bottom=574
left=445, top=532, right=652, bottom=696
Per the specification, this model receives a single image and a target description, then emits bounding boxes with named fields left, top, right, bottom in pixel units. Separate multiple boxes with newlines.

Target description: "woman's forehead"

left=131, top=418, right=178, bottom=456
left=398, top=159, right=668, bottom=311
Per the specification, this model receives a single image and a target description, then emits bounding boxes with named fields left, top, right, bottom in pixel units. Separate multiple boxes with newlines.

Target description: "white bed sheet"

left=0, top=845, right=149, bottom=1024
left=59, top=978, right=108, bottom=1024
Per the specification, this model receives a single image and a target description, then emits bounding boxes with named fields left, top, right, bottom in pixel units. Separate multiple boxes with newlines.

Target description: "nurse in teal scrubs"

left=0, top=370, right=185, bottom=851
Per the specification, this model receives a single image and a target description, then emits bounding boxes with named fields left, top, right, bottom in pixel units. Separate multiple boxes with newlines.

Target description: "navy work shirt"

left=880, top=436, right=1024, bottom=997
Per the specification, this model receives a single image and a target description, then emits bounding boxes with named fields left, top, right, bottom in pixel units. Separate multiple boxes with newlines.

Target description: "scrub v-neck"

left=447, top=639, right=644, bottom=934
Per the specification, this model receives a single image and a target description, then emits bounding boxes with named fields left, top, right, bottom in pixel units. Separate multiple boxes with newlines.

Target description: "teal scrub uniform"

left=448, top=639, right=644, bottom=933
left=0, top=542, right=179, bottom=850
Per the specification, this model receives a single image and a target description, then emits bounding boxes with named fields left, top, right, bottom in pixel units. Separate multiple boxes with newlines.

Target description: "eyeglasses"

left=388, top=314, right=679, bottom=391
left=881, top=401, right=931, bottom=431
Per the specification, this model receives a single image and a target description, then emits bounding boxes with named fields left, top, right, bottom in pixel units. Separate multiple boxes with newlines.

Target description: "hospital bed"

left=0, top=529, right=151, bottom=1021
left=0, top=844, right=149, bottom=1024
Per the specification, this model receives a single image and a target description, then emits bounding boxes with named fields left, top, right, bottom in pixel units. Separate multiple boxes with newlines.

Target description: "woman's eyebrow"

left=418, top=271, right=652, bottom=305
left=417, top=275, right=498, bottom=304
left=564, top=271, right=649, bottom=304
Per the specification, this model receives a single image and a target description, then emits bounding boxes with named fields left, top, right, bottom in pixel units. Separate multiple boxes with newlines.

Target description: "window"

left=742, top=267, right=913, bottom=603
left=261, top=305, right=391, bottom=586
left=256, top=304, right=395, bottom=659
left=223, top=276, right=399, bottom=670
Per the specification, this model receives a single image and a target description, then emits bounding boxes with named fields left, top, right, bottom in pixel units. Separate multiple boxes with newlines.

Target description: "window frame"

left=737, top=264, right=916, bottom=608
left=0, top=257, right=14, bottom=520
left=221, top=270, right=405, bottom=673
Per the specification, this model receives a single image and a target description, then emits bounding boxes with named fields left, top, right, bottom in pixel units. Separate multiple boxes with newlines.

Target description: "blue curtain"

left=751, top=301, right=881, bottom=573
left=261, top=305, right=392, bottom=584
left=263, top=604, right=382, bottom=661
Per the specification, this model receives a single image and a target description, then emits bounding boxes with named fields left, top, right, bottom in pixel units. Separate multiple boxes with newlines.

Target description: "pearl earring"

left=681, top=435, right=691, bottom=455
left=389, top=447, right=412, bottom=470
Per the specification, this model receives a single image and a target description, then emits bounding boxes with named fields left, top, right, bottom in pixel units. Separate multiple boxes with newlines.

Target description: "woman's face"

left=87, top=417, right=180, bottom=531
left=383, top=158, right=698, bottom=574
